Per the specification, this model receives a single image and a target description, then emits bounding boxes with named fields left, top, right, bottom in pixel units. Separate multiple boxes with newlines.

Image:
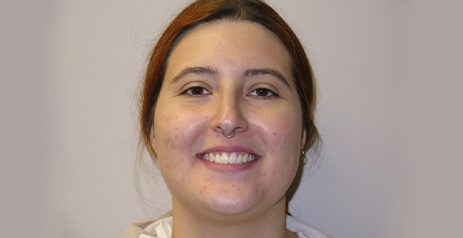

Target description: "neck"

left=170, top=197, right=294, bottom=238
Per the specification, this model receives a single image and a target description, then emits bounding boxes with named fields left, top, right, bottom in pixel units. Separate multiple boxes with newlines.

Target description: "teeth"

left=237, top=154, right=243, bottom=164
left=221, top=153, right=229, bottom=164
left=202, top=152, right=256, bottom=165
left=209, top=153, right=215, bottom=162
left=229, top=153, right=237, bottom=164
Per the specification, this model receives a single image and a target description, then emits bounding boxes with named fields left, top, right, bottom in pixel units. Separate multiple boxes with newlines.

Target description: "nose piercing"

left=221, top=128, right=236, bottom=139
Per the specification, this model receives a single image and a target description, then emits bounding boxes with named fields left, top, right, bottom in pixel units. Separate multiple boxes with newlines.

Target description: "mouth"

left=199, top=152, right=257, bottom=165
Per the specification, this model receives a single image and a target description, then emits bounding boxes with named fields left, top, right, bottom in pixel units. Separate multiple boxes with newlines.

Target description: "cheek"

left=265, top=110, right=303, bottom=177
left=154, top=111, right=190, bottom=181
left=152, top=102, right=182, bottom=163
left=266, top=111, right=303, bottom=153
left=153, top=103, right=209, bottom=161
left=155, top=102, right=187, bottom=145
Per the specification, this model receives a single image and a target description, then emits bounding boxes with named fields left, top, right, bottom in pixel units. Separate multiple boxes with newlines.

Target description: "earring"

left=300, top=150, right=306, bottom=160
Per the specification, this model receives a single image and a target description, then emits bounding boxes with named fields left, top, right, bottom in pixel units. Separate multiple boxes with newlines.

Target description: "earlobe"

left=301, top=128, right=307, bottom=150
left=150, top=126, right=156, bottom=150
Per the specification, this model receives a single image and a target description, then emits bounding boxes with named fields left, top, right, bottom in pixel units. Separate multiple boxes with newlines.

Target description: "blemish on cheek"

left=273, top=132, right=277, bottom=136
left=200, top=186, right=207, bottom=195
left=260, top=170, right=267, bottom=178
left=280, top=170, right=286, bottom=179
left=252, top=184, right=263, bottom=195
left=168, top=139, right=177, bottom=149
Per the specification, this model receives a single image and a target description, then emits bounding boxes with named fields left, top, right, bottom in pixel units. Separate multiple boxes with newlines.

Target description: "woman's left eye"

left=249, top=88, right=279, bottom=98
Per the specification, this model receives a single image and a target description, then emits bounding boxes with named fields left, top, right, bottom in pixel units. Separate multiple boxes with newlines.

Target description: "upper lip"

left=197, top=146, right=260, bottom=157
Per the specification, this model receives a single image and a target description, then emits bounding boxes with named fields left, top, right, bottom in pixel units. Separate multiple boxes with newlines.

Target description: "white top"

left=124, top=214, right=332, bottom=238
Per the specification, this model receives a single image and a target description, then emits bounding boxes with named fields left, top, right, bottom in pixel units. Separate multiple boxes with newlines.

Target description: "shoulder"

left=122, top=213, right=173, bottom=238
left=286, top=215, right=333, bottom=238
left=122, top=220, right=155, bottom=238
left=122, top=213, right=332, bottom=238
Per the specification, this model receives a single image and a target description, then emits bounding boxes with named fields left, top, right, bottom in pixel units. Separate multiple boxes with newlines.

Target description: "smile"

left=200, top=152, right=256, bottom=165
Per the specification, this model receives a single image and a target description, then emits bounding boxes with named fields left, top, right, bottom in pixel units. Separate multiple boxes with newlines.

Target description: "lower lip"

left=197, top=156, right=259, bottom=173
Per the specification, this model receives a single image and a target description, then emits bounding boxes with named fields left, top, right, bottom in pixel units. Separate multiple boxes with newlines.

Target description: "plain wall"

left=1, top=0, right=462, bottom=238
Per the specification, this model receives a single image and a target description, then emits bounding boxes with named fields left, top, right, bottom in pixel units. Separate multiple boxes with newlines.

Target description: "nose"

left=210, top=92, right=248, bottom=137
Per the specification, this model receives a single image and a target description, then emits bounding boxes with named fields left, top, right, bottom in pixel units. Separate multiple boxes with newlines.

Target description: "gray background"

left=1, top=0, right=462, bottom=237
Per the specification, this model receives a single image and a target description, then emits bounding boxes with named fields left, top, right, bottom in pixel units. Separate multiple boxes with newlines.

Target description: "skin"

left=150, top=20, right=305, bottom=238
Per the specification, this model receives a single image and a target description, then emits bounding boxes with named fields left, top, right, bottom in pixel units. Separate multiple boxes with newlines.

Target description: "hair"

left=138, top=0, right=320, bottom=209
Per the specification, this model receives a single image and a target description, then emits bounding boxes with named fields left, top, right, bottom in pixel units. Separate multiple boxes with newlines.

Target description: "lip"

left=198, top=145, right=260, bottom=155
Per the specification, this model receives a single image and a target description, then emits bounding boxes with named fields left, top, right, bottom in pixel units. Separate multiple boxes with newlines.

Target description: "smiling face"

left=151, top=20, right=305, bottom=219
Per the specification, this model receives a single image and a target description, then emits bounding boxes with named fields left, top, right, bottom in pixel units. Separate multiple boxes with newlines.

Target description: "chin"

left=197, top=186, right=285, bottom=219
left=204, top=198, right=256, bottom=216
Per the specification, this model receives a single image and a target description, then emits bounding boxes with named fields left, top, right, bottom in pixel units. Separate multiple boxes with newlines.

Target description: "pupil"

left=193, top=87, right=202, bottom=94
left=257, top=89, right=268, bottom=96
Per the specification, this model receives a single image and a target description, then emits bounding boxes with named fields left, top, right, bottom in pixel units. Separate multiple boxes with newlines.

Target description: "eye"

left=183, top=86, right=211, bottom=96
left=249, top=88, right=279, bottom=99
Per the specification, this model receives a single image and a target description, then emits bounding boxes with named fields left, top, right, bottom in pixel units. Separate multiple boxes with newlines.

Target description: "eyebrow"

left=170, top=66, right=218, bottom=85
left=244, top=68, right=291, bottom=89
left=169, top=66, right=291, bottom=89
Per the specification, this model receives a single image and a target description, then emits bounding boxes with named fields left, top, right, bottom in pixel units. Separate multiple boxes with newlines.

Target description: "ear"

left=149, top=125, right=156, bottom=151
left=301, top=127, right=307, bottom=150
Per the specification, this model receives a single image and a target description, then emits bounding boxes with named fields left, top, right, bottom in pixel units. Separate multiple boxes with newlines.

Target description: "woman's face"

left=151, top=20, right=305, bottom=218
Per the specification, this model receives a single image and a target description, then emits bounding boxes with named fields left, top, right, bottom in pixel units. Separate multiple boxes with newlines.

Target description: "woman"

left=124, top=0, right=331, bottom=237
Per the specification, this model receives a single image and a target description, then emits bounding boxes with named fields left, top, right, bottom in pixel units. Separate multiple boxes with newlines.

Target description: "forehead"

left=164, top=20, right=293, bottom=84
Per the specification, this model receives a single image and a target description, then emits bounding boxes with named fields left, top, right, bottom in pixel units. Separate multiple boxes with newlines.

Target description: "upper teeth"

left=202, top=152, right=255, bottom=165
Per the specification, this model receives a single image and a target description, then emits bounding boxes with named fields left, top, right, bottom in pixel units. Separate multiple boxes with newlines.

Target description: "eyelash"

left=182, top=86, right=211, bottom=97
left=248, top=88, right=279, bottom=99
left=181, top=86, right=279, bottom=99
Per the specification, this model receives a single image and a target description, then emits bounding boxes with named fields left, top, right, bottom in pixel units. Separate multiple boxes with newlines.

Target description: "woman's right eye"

left=183, top=86, right=211, bottom=96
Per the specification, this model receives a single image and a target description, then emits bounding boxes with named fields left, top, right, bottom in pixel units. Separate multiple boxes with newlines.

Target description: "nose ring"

left=221, top=128, right=236, bottom=139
